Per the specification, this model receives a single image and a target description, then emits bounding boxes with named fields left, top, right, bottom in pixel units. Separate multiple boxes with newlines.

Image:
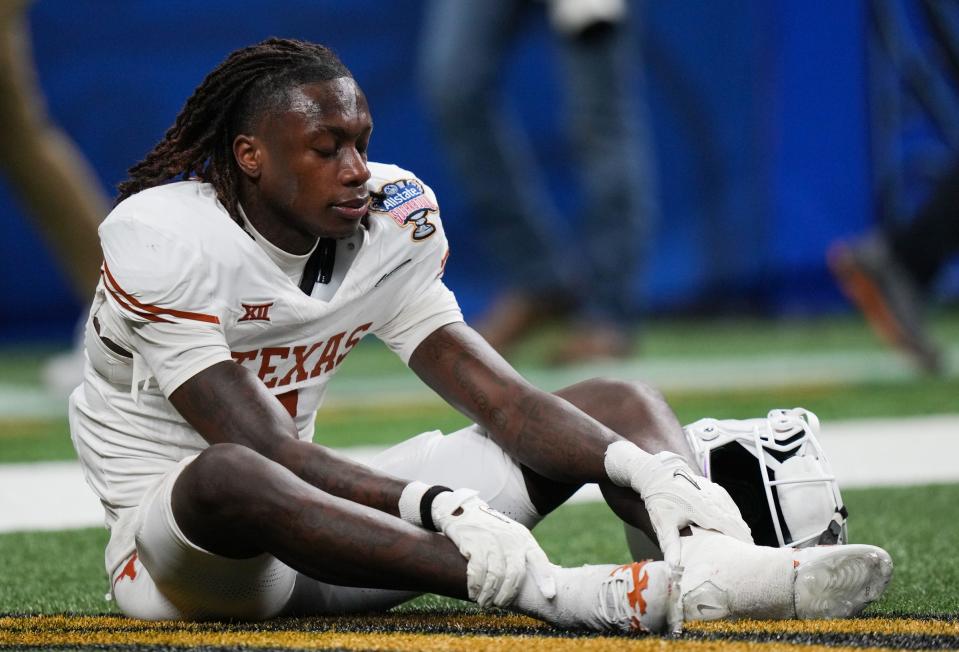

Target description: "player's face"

left=245, top=78, right=373, bottom=251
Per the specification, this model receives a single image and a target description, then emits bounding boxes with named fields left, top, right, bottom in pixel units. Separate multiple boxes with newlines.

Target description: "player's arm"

left=409, top=321, right=621, bottom=483
left=409, top=322, right=752, bottom=566
left=170, top=358, right=555, bottom=607
left=169, top=359, right=409, bottom=515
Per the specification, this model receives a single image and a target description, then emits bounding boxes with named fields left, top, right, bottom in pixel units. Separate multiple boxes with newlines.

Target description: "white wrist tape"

left=399, top=481, right=431, bottom=527
left=604, top=440, right=653, bottom=487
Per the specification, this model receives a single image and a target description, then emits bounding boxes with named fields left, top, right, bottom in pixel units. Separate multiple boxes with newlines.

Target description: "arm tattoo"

left=452, top=354, right=494, bottom=422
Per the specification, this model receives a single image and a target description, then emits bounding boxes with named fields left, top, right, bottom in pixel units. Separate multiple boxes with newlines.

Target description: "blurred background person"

left=419, top=0, right=659, bottom=364
left=829, top=0, right=959, bottom=376
left=0, top=0, right=109, bottom=394
left=830, top=162, right=959, bottom=375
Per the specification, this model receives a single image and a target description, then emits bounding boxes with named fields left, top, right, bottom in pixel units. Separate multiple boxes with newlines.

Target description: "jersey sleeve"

left=128, top=320, right=233, bottom=397
left=372, top=201, right=463, bottom=363
left=98, top=214, right=233, bottom=396
left=375, top=274, right=464, bottom=364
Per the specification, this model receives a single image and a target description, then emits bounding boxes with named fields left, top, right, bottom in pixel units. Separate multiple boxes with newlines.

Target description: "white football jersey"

left=69, top=162, right=462, bottom=574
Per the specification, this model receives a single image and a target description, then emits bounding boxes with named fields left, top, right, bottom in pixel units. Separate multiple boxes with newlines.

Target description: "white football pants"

left=112, top=424, right=542, bottom=620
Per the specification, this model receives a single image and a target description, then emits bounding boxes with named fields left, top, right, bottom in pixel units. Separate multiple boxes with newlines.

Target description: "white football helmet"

left=683, top=407, right=847, bottom=548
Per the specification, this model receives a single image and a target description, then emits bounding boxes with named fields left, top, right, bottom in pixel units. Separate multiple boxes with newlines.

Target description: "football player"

left=70, top=38, right=891, bottom=634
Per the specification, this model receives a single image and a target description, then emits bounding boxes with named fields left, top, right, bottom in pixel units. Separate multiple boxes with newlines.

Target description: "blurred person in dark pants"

left=420, top=0, right=658, bottom=364
left=829, top=162, right=959, bottom=374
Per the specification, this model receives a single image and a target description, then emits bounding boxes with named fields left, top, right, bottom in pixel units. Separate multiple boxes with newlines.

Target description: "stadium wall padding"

left=0, top=0, right=912, bottom=341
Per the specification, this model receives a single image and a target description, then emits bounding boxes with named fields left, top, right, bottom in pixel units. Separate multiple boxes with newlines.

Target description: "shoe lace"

left=598, top=567, right=640, bottom=631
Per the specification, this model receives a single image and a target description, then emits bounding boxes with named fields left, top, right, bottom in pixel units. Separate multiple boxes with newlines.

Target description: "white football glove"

left=605, top=442, right=752, bottom=568
left=431, top=488, right=557, bottom=608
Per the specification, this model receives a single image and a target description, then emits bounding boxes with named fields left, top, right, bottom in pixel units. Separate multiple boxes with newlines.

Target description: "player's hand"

left=606, top=443, right=752, bottom=568
left=432, top=488, right=557, bottom=608
left=639, top=452, right=751, bottom=567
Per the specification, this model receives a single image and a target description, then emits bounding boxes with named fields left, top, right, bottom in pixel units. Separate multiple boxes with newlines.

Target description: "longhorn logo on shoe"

left=611, top=561, right=650, bottom=628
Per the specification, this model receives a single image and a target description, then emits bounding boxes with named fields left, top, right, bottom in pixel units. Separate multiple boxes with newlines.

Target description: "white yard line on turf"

left=1, top=415, right=957, bottom=533
left=3, top=345, right=958, bottom=419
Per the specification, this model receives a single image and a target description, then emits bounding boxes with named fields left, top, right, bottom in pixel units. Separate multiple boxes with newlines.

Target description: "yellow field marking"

left=9, top=613, right=952, bottom=638
left=688, top=617, right=959, bottom=637
left=0, top=614, right=548, bottom=633
left=2, top=614, right=953, bottom=651
left=0, top=627, right=910, bottom=652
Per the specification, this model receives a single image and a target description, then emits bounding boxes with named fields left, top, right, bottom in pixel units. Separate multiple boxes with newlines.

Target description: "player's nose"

left=339, top=148, right=371, bottom=186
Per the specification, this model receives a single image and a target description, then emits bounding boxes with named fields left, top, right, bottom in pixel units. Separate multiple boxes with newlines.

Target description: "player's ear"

left=233, top=134, right=262, bottom=180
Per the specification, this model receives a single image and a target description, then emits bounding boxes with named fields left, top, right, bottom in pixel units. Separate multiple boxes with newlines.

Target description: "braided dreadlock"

left=116, top=38, right=352, bottom=223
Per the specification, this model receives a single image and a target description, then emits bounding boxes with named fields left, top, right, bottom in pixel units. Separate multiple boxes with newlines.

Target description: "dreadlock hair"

left=116, top=38, right=352, bottom=223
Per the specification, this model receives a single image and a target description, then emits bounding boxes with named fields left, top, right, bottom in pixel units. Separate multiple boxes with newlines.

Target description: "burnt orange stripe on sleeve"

left=102, top=262, right=221, bottom=324
left=105, top=287, right=171, bottom=323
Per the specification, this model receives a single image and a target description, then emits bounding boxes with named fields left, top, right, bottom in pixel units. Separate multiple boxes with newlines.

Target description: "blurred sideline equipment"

left=627, top=408, right=847, bottom=559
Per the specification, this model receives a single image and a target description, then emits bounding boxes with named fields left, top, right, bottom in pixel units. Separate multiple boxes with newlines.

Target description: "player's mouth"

left=331, top=195, right=370, bottom=220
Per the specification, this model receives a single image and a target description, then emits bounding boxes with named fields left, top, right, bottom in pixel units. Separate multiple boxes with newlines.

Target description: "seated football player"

left=70, top=38, right=892, bottom=634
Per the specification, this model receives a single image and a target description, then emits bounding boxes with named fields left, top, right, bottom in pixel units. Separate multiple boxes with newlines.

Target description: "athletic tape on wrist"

left=421, top=485, right=453, bottom=532
left=604, top=440, right=652, bottom=487
left=399, top=481, right=430, bottom=526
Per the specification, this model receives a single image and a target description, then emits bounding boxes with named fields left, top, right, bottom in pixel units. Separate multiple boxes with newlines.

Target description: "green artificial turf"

left=665, top=375, right=959, bottom=424
left=0, top=420, right=77, bottom=463
left=1, top=483, right=956, bottom=616
left=844, top=483, right=959, bottom=615
left=0, top=527, right=111, bottom=614
left=504, top=310, right=959, bottom=364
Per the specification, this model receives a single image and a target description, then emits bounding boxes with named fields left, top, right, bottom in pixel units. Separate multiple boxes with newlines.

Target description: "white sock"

left=511, top=564, right=605, bottom=629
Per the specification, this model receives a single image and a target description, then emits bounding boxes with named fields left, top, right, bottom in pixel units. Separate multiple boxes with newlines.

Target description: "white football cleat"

left=793, top=544, right=893, bottom=618
left=594, top=561, right=678, bottom=633
left=679, top=527, right=892, bottom=622
left=532, top=560, right=678, bottom=633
